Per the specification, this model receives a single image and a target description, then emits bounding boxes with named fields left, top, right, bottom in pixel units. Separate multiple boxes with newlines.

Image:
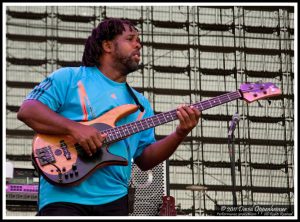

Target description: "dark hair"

left=82, top=18, right=137, bottom=67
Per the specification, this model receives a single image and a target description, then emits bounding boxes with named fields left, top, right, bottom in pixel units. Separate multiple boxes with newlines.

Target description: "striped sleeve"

left=25, top=68, right=72, bottom=112
left=26, top=77, right=53, bottom=100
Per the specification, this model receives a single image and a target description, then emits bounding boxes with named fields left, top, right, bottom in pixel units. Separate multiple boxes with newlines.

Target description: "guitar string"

left=33, top=90, right=243, bottom=154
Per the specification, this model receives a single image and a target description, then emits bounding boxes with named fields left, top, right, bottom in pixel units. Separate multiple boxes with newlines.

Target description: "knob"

left=72, top=164, right=77, bottom=171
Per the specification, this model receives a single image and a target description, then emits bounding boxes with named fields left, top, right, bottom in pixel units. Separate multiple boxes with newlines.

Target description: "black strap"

left=125, top=82, right=144, bottom=112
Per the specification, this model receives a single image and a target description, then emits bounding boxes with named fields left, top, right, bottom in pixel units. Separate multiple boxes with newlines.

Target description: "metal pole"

left=228, top=113, right=239, bottom=207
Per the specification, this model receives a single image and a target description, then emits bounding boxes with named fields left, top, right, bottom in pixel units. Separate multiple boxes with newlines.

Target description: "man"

left=17, top=18, right=201, bottom=216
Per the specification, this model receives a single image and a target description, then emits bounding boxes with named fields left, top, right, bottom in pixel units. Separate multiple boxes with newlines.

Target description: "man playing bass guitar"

left=17, top=18, right=201, bottom=216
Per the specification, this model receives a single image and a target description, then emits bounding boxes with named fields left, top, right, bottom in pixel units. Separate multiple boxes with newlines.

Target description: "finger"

left=183, top=106, right=197, bottom=123
left=176, top=109, right=185, bottom=125
left=186, top=105, right=201, bottom=121
left=79, top=141, right=93, bottom=157
left=87, top=139, right=98, bottom=154
left=189, top=106, right=201, bottom=124
left=179, top=105, right=193, bottom=123
left=177, top=105, right=188, bottom=126
left=93, top=133, right=106, bottom=150
left=99, top=133, right=107, bottom=142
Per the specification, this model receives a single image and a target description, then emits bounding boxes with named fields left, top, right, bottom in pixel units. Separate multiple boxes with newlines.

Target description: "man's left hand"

left=176, top=105, right=201, bottom=138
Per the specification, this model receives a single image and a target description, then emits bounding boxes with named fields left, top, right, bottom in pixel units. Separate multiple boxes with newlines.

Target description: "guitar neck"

left=103, top=90, right=242, bottom=144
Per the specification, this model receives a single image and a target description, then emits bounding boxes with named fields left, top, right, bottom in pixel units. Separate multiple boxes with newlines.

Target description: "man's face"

left=112, top=25, right=142, bottom=75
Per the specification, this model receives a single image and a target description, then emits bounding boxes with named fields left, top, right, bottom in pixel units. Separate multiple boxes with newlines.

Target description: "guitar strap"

left=125, top=82, right=144, bottom=112
left=128, top=181, right=136, bottom=214
left=124, top=137, right=136, bottom=214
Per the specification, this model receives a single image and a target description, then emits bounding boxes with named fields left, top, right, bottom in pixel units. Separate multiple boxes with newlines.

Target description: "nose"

left=135, top=40, right=142, bottom=49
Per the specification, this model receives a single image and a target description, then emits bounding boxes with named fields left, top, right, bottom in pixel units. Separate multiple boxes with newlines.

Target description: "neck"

left=102, top=90, right=242, bottom=144
left=98, top=66, right=127, bottom=83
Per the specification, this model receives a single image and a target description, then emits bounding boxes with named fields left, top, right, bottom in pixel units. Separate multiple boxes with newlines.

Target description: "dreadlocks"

left=82, top=18, right=138, bottom=67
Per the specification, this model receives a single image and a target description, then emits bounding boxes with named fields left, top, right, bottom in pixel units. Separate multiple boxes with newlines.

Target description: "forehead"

left=121, top=24, right=139, bottom=36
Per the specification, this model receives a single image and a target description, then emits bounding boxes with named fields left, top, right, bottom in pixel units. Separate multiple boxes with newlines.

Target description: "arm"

left=134, top=105, right=201, bottom=171
left=17, top=100, right=106, bottom=156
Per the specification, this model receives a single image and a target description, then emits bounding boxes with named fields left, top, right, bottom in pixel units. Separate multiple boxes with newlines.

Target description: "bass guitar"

left=32, top=82, right=281, bottom=186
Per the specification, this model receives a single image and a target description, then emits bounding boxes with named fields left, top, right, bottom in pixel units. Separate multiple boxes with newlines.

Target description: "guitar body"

left=32, top=104, right=139, bottom=186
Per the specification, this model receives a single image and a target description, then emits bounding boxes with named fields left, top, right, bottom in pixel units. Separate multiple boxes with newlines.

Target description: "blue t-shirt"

left=25, top=66, right=156, bottom=210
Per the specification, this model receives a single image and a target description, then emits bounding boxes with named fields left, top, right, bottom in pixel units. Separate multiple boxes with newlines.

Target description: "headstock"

left=240, top=82, right=282, bottom=103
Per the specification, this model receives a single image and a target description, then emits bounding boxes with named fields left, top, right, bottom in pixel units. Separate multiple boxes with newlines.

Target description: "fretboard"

left=103, top=90, right=242, bottom=144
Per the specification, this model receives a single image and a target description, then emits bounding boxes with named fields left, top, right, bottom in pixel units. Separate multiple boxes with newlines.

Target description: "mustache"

left=131, top=51, right=140, bottom=57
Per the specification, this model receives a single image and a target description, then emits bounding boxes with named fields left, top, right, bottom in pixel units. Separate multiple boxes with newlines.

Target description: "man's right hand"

left=68, top=123, right=107, bottom=157
left=18, top=100, right=107, bottom=157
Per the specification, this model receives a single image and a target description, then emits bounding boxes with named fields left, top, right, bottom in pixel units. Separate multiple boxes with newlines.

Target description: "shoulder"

left=49, top=66, right=90, bottom=84
left=50, top=66, right=81, bottom=78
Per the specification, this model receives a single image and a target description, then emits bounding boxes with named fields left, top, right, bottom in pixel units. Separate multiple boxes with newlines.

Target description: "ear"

left=102, top=40, right=113, bottom=53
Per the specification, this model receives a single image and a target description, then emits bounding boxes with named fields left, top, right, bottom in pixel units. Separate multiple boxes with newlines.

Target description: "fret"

left=211, top=99, right=219, bottom=106
left=115, top=129, right=121, bottom=138
left=151, top=116, right=158, bottom=125
left=125, top=125, right=133, bottom=134
left=195, top=102, right=203, bottom=111
left=103, top=128, right=112, bottom=135
left=120, top=126, right=129, bottom=137
left=121, top=127, right=127, bottom=137
left=146, top=118, right=154, bottom=128
left=136, top=120, right=144, bottom=130
left=105, top=133, right=114, bottom=143
left=148, top=119, right=153, bottom=128
left=107, top=133, right=113, bottom=142
left=125, top=125, right=133, bottom=135
left=160, top=113, right=168, bottom=124
left=149, top=117, right=155, bottom=127
left=164, top=113, right=170, bottom=122
left=201, top=101, right=210, bottom=110
left=226, top=93, right=231, bottom=101
left=171, top=111, right=177, bottom=120
left=132, top=122, right=139, bottom=132
left=143, top=120, right=149, bottom=129
left=155, top=115, right=162, bottom=125
left=166, top=112, right=173, bottom=121
left=208, top=99, right=212, bottom=108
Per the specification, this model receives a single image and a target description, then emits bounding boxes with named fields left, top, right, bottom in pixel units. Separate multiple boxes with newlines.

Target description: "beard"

left=116, top=55, right=139, bottom=75
left=113, top=44, right=139, bottom=75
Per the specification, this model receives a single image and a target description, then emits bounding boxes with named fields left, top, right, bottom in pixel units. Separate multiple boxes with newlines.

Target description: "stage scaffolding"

left=5, top=5, right=294, bottom=216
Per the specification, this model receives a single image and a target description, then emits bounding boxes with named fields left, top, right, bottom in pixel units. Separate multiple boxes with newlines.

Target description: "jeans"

left=37, top=194, right=128, bottom=216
